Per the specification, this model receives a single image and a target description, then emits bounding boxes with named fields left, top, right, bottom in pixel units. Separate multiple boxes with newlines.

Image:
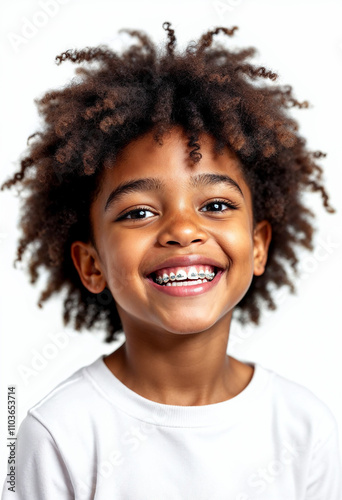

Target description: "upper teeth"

left=154, top=266, right=216, bottom=285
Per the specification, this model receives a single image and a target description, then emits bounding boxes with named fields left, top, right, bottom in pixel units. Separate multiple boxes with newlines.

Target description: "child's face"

left=71, top=126, right=271, bottom=336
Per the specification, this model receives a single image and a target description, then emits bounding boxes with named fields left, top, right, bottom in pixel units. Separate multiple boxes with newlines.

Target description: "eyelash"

left=116, top=199, right=240, bottom=221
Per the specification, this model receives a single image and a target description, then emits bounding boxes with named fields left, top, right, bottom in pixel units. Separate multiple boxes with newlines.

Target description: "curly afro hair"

left=1, top=22, right=334, bottom=343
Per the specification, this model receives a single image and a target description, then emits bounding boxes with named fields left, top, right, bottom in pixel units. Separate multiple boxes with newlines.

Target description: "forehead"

left=97, top=126, right=252, bottom=206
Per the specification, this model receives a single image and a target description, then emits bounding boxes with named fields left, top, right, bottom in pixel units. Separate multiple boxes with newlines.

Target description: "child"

left=1, top=22, right=341, bottom=499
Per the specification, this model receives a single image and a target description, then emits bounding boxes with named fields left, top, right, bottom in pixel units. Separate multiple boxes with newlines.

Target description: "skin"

left=71, top=126, right=272, bottom=406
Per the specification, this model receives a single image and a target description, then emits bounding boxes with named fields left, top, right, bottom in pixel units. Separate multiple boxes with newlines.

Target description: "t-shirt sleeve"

left=1, top=412, right=74, bottom=500
left=304, top=419, right=342, bottom=500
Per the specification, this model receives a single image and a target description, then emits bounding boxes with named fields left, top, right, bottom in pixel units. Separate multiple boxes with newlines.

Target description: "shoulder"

left=23, top=356, right=110, bottom=435
left=258, top=363, right=339, bottom=444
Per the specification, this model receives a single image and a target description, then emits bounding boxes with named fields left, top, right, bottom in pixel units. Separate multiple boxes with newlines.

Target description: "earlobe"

left=253, top=220, right=272, bottom=276
left=70, top=241, right=107, bottom=293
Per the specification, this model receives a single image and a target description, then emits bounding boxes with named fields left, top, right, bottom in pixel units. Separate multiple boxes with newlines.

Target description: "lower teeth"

left=158, top=278, right=209, bottom=286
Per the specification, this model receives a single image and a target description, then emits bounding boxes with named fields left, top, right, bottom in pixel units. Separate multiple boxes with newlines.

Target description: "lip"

left=144, top=254, right=226, bottom=276
left=146, top=268, right=224, bottom=297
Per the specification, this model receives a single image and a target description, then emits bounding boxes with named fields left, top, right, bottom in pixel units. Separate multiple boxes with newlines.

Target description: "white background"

left=1, top=0, right=342, bottom=477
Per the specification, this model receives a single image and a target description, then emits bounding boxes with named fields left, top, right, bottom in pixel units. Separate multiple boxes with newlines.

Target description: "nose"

left=157, top=211, right=209, bottom=247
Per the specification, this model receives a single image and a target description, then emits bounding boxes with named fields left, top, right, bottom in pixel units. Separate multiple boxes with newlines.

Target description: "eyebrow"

left=104, top=173, right=244, bottom=212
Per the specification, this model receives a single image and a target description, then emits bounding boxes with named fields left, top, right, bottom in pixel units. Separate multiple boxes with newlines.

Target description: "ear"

left=253, top=220, right=272, bottom=276
left=70, top=241, right=107, bottom=293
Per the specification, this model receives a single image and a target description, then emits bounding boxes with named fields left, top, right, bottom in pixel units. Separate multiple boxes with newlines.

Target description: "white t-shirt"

left=2, top=356, right=342, bottom=500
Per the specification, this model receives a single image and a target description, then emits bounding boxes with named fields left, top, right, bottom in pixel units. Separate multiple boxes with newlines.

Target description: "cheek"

left=219, top=226, right=255, bottom=305
left=219, top=221, right=254, bottom=264
left=102, top=231, right=146, bottom=297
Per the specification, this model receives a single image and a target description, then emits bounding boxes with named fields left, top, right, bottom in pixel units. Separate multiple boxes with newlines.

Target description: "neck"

left=104, top=312, right=253, bottom=406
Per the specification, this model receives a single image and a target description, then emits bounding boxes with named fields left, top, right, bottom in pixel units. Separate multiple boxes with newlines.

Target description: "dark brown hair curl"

left=1, top=22, right=334, bottom=342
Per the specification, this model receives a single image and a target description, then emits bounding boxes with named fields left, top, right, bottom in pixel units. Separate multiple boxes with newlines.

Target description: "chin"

left=161, top=316, right=222, bottom=336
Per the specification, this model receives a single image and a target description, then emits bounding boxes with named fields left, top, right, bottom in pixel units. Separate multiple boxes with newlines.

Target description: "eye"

left=201, top=199, right=239, bottom=213
left=116, top=199, right=239, bottom=221
left=116, top=207, right=155, bottom=221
